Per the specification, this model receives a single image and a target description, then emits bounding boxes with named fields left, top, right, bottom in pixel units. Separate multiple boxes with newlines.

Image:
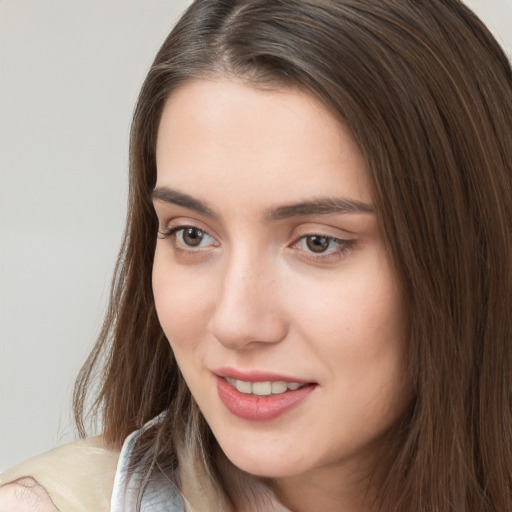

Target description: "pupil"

left=183, top=228, right=203, bottom=246
left=306, top=235, right=329, bottom=253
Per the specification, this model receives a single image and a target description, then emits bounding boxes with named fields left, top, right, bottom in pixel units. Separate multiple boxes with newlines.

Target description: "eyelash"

left=293, top=235, right=356, bottom=261
left=158, top=226, right=217, bottom=252
left=158, top=225, right=356, bottom=261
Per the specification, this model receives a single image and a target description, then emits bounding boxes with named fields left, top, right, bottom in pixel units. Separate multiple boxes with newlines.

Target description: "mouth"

left=224, top=377, right=306, bottom=396
left=213, top=370, right=317, bottom=421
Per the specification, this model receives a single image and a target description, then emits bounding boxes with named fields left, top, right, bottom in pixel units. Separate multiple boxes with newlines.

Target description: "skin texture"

left=152, top=79, right=411, bottom=512
left=0, top=478, right=59, bottom=512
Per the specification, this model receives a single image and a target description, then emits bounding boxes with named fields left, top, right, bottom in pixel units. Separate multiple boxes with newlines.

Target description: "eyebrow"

left=152, top=187, right=217, bottom=217
left=152, top=186, right=375, bottom=220
left=265, top=197, right=375, bottom=220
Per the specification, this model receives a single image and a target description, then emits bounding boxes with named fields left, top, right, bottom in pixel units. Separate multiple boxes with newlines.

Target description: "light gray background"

left=1, top=0, right=511, bottom=471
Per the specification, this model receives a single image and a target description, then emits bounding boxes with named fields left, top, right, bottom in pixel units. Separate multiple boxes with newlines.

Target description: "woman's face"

left=152, top=79, right=410, bottom=488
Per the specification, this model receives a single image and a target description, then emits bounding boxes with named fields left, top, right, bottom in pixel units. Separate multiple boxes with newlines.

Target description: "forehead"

left=155, top=79, right=373, bottom=208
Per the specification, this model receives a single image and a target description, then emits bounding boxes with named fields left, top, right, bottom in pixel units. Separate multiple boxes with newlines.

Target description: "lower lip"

left=215, top=376, right=316, bottom=421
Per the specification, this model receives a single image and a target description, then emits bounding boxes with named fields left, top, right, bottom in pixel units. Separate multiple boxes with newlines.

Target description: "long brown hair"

left=74, top=1, right=512, bottom=510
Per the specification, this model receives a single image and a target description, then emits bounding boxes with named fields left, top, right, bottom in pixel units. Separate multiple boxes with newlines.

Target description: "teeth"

left=237, top=380, right=252, bottom=394
left=271, top=381, right=288, bottom=394
left=225, top=377, right=304, bottom=395
left=252, top=382, right=272, bottom=396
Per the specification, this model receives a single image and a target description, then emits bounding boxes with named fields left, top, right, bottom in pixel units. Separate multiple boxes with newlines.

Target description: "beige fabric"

left=177, top=444, right=289, bottom=512
left=0, top=436, right=120, bottom=512
left=178, top=446, right=233, bottom=512
left=0, top=433, right=290, bottom=512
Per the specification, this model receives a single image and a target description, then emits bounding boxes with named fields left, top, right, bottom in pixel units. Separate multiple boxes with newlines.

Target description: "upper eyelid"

left=157, top=218, right=355, bottom=243
left=292, top=234, right=349, bottom=250
left=158, top=218, right=216, bottom=235
left=291, top=222, right=358, bottom=237
left=159, top=225, right=219, bottom=248
left=291, top=225, right=355, bottom=243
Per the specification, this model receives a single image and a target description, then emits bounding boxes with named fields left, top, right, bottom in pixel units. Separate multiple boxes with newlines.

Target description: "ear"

left=0, top=477, right=59, bottom=512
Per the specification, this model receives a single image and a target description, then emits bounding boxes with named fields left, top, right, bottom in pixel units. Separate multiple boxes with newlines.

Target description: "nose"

left=209, top=250, right=288, bottom=350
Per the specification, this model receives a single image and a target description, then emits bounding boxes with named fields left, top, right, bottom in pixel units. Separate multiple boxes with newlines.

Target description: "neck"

left=218, top=452, right=290, bottom=512
left=267, top=464, right=377, bottom=512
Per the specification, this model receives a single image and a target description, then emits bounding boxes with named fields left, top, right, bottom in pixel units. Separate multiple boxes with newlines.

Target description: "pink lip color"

left=215, top=374, right=316, bottom=421
left=213, top=367, right=311, bottom=384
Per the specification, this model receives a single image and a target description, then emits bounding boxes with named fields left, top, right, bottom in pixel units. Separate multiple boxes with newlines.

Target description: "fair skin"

left=0, top=478, right=59, bottom=512
left=152, top=79, right=411, bottom=512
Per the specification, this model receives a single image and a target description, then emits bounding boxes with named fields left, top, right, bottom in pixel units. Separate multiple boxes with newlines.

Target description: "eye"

left=158, top=225, right=217, bottom=249
left=177, top=227, right=209, bottom=247
left=303, top=235, right=333, bottom=253
left=293, top=234, right=355, bottom=259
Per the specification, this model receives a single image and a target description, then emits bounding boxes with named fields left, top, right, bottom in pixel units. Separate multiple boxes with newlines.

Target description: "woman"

left=2, top=0, right=512, bottom=511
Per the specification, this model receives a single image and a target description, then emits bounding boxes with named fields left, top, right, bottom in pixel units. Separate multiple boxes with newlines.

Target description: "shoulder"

left=0, top=437, right=120, bottom=512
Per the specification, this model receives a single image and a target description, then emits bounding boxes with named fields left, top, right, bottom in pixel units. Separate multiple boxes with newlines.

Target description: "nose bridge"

left=209, top=244, right=287, bottom=349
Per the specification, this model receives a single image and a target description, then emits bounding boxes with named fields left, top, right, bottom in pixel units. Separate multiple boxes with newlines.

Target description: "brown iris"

left=182, top=227, right=204, bottom=246
left=305, top=235, right=330, bottom=253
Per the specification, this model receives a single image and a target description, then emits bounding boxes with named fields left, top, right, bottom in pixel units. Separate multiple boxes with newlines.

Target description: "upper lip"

left=212, top=367, right=314, bottom=384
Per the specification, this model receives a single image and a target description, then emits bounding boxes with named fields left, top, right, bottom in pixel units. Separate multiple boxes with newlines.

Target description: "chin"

left=219, top=439, right=309, bottom=479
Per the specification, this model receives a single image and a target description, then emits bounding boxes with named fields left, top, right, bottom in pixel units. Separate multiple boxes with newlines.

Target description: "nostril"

left=209, top=303, right=287, bottom=350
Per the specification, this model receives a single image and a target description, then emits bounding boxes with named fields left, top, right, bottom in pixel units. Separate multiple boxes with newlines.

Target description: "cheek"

left=152, top=249, right=213, bottom=349
left=286, top=260, right=409, bottom=406
left=290, top=272, right=406, bottom=354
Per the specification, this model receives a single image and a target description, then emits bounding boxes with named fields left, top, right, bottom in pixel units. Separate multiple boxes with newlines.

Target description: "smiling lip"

left=213, top=367, right=312, bottom=384
left=213, top=369, right=316, bottom=421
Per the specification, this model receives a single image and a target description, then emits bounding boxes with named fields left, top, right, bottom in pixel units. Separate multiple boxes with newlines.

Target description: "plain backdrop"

left=1, top=0, right=511, bottom=471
